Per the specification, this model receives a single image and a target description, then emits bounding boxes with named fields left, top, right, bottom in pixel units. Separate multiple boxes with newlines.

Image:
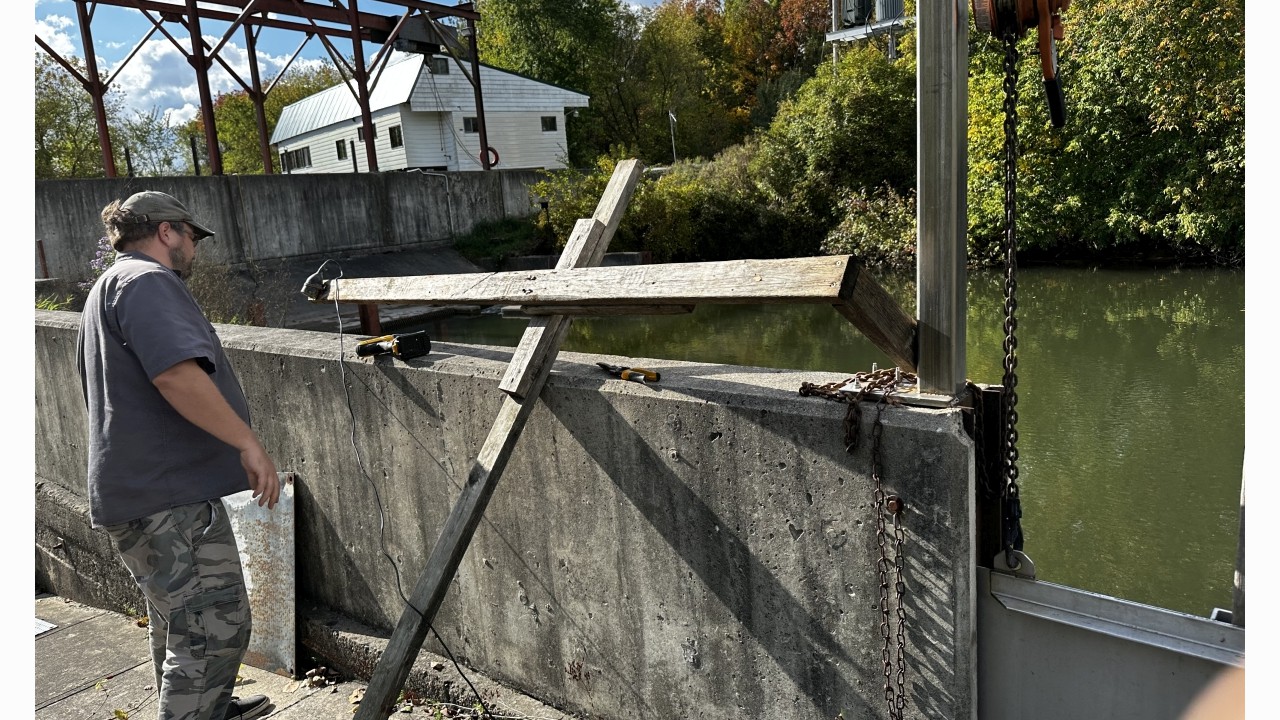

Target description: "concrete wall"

left=34, top=170, right=545, bottom=282
left=35, top=310, right=975, bottom=720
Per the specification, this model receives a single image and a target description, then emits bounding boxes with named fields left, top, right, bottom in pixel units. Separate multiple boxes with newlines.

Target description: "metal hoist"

left=971, top=0, right=1071, bottom=579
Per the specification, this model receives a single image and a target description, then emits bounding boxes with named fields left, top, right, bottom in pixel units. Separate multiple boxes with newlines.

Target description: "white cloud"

left=109, top=35, right=326, bottom=124
left=35, top=14, right=76, bottom=58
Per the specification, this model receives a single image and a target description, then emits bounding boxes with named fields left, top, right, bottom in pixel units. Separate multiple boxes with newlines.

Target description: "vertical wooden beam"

left=186, top=0, right=222, bottom=176
left=353, top=159, right=644, bottom=720
left=500, top=160, right=644, bottom=398
left=916, top=0, right=968, bottom=395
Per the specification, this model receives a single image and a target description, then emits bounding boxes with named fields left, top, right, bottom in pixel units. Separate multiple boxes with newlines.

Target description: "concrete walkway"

left=36, top=593, right=579, bottom=720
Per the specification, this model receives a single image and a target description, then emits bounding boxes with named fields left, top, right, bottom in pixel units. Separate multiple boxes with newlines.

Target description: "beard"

left=168, top=244, right=193, bottom=280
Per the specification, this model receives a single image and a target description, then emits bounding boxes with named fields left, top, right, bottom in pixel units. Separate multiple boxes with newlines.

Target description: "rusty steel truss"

left=35, top=1, right=491, bottom=176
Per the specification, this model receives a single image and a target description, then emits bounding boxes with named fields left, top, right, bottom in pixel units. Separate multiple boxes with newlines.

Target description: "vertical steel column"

left=467, top=18, right=491, bottom=170
left=348, top=0, right=379, bottom=172
left=75, top=0, right=117, bottom=177
left=186, top=0, right=222, bottom=175
left=916, top=0, right=968, bottom=396
left=245, top=24, right=274, bottom=174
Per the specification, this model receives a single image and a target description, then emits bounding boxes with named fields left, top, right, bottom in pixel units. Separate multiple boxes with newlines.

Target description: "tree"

left=752, top=39, right=917, bottom=232
left=115, top=107, right=186, bottom=176
left=966, top=0, right=1244, bottom=262
left=476, top=0, right=635, bottom=164
left=775, top=0, right=831, bottom=74
left=633, top=0, right=747, bottom=162
left=181, top=61, right=345, bottom=175
left=476, top=0, right=623, bottom=93
left=35, top=53, right=123, bottom=179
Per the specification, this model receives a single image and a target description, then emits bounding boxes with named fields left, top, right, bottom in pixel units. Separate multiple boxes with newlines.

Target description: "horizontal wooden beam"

left=317, top=254, right=917, bottom=372
left=322, top=255, right=861, bottom=306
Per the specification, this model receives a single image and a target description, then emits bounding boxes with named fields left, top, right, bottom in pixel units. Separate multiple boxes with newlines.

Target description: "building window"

left=541, top=116, right=557, bottom=132
left=389, top=125, right=403, bottom=148
left=336, top=140, right=347, bottom=160
left=282, top=147, right=311, bottom=172
left=463, top=117, right=479, bottom=133
left=429, top=56, right=450, bottom=74
left=358, top=125, right=377, bottom=142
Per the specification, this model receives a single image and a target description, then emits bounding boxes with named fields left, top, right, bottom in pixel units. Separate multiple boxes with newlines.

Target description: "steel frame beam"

left=35, top=1, right=487, bottom=177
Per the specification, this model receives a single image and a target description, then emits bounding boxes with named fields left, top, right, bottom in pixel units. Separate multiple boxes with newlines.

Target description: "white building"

left=270, top=53, right=590, bottom=173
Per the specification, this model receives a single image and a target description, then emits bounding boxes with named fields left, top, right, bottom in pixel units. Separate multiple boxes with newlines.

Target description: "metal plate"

left=225, top=472, right=297, bottom=678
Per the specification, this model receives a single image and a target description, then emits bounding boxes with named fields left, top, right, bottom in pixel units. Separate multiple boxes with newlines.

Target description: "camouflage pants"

left=107, top=499, right=251, bottom=720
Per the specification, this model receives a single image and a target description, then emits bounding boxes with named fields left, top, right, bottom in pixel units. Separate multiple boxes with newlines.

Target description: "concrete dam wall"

left=35, top=170, right=545, bottom=283
left=35, top=310, right=976, bottom=720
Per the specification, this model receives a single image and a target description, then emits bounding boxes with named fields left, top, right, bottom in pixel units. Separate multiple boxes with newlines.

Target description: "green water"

left=421, top=267, right=1245, bottom=617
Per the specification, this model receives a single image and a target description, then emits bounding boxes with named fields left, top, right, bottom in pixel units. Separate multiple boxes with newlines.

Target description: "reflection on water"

left=421, top=267, right=1245, bottom=616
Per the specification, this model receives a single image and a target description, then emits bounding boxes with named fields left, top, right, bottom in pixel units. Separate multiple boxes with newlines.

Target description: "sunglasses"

left=168, top=222, right=199, bottom=247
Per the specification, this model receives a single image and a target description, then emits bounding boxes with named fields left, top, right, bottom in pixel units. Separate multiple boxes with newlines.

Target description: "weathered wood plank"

left=323, top=255, right=866, bottom=306
left=497, top=218, right=602, bottom=400
left=833, top=263, right=918, bottom=372
left=499, top=158, right=643, bottom=398
left=354, top=325, right=569, bottom=720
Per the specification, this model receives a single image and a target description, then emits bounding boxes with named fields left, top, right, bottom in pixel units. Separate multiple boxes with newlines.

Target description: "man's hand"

left=241, top=443, right=280, bottom=509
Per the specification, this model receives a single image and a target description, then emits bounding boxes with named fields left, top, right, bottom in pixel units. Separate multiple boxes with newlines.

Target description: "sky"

left=33, top=0, right=662, bottom=124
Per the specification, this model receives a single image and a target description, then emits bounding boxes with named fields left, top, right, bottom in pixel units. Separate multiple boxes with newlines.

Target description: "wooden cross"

left=336, top=158, right=916, bottom=718
left=351, top=159, right=644, bottom=719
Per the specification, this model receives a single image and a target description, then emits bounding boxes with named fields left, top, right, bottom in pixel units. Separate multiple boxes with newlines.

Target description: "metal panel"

left=977, top=568, right=1243, bottom=720
left=225, top=473, right=297, bottom=678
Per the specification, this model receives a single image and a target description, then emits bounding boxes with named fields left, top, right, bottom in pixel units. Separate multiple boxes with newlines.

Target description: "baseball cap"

left=119, top=191, right=215, bottom=239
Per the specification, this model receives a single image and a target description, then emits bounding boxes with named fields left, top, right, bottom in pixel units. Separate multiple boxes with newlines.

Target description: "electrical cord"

left=322, top=262, right=493, bottom=717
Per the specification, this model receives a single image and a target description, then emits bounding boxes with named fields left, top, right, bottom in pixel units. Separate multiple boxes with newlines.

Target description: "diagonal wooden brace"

left=353, top=159, right=644, bottom=720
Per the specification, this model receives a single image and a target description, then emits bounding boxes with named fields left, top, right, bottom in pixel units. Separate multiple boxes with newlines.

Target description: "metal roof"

left=271, top=55, right=424, bottom=144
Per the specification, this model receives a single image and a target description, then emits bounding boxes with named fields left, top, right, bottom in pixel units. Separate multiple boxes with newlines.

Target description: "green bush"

left=751, top=41, right=917, bottom=231
left=821, top=186, right=917, bottom=270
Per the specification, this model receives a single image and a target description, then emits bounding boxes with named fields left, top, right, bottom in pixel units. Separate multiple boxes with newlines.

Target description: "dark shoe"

left=224, top=694, right=271, bottom=720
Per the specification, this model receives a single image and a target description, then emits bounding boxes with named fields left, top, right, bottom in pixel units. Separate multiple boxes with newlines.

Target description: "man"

left=77, top=190, right=280, bottom=720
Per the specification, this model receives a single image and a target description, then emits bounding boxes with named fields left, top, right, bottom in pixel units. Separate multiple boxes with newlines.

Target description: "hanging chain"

left=800, top=367, right=910, bottom=718
left=1000, top=29, right=1026, bottom=568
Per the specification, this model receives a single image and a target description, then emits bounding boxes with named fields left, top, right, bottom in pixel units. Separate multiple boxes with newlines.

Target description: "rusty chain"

left=1000, top=29, right=1026, bottom=569
left=799, top=365, right=911, bottom=718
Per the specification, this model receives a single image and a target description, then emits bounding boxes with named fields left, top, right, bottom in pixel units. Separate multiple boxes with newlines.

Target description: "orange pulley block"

left=972, top=0, right=1071, bottom=127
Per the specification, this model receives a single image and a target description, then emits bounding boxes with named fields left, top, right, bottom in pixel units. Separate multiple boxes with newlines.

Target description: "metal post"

left=348, top=0, right=379, bottom=172
left=915, top=0, right=968, bottom=396
left=75, top=0, right=117, bottom=177
left=466, top=18, right=491, bottom=170
left=186, top=0, right=222, bottom=175
left=245, top=24, right=275, bottom=174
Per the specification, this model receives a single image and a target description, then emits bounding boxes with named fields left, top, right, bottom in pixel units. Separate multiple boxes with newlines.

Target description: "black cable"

left=324, top=264, right=492, bottom=718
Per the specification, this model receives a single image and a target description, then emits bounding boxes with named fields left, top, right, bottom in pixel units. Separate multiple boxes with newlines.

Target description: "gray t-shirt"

left=77, top=251, right=251, bottom=527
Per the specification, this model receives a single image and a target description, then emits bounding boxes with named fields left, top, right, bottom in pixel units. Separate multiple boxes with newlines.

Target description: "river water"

left=421, top=266, right=1245, bottom=617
